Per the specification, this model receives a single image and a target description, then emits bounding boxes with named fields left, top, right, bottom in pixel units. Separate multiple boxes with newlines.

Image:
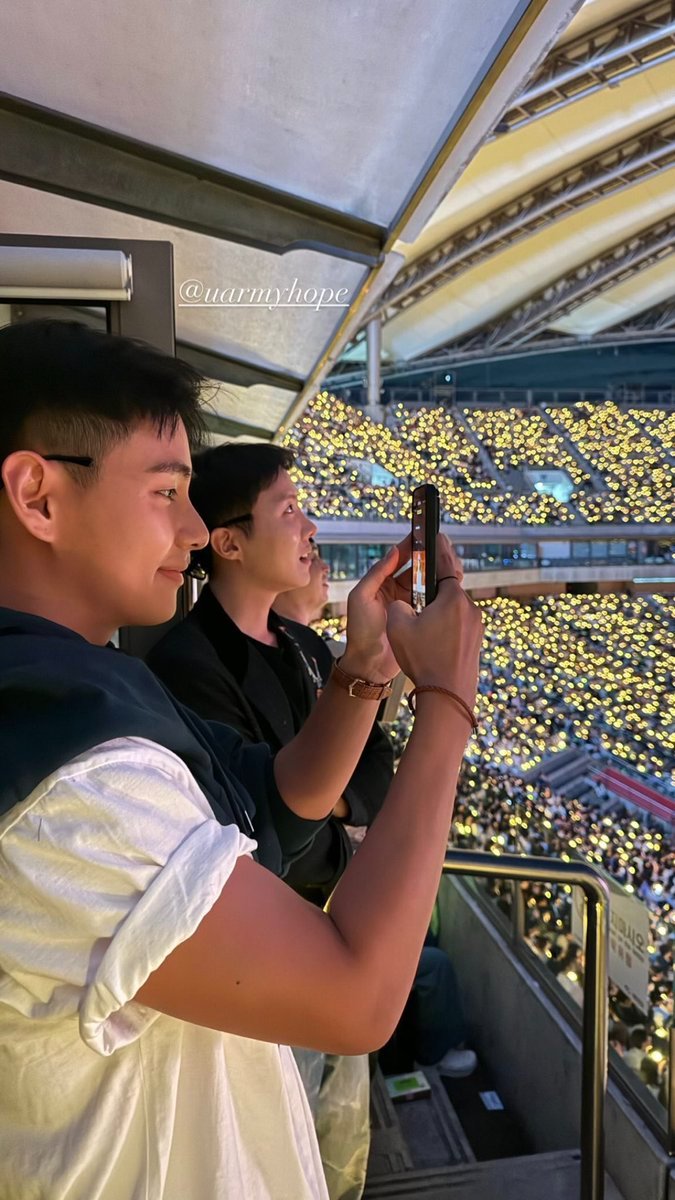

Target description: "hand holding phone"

left=411, top=484, right=440, bottom=614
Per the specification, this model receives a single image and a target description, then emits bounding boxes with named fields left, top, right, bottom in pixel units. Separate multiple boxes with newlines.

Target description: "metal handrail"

left=441, top=850, right=610, bottom=1200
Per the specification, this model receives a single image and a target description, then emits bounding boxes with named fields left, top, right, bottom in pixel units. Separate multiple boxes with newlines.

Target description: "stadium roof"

left=340, top=0, right=675, bottom=374
left=0, top=0, right=588, bottom=439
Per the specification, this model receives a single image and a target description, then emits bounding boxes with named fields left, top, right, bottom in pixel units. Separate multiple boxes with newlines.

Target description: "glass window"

left=356, top=543, right=388, bottom=576
left=319, top=543, right=389, bottom=581
left=320, top=544, right=355, bottom=580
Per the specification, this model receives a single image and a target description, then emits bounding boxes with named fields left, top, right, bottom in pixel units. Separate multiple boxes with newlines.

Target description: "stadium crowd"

left=384, top=694, right=674, bottom=1107
left=472, top=593, right=675, bottom=791
left=549, top=403, right=675, bottom=525
left=461, top=406, right=591, bottom=489
left=318, top=594, right=675, bottom=793
left=313, top=591, right=675, bottom=1107
left=451, top=763, right=674, bottom=1107
left=298, top=389, right=675, bottom=1109
left=285, top=394, right=675, bottom=527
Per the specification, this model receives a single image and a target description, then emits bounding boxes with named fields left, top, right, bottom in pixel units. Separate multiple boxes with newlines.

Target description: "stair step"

left=369, top=1068, right=473, bottom=1177
left=364, top=1148, right=626, bottom=1200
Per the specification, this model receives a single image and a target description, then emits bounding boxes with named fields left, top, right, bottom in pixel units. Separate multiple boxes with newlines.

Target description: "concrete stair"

left=523, top=747, right=596, bottom=799
left=365, top=1149, right=625, bottom=1199
left=452, top=409, right=510, bottom=490
left=367, top=1065, right=625, bottom=1198
left=540, top=407, right=607, bottom=494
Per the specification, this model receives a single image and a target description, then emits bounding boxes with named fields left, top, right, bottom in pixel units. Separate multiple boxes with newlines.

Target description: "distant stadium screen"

left=523, top=468, right=574, bottom=504
left=347, top=458, right=398, bottom=487
left=372, top=464, right=397, bottom=487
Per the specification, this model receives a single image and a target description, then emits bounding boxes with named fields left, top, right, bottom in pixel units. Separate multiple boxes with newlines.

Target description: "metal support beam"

left=498, top=0, right=675, bottom=134
left=607, top=297, right=675, bottom=333
left=366, top=316, right=382, bottom=407
left=107, top=241, right=175, bottom=354
left=373, top=116, right=675, bottom=322
left=434, top=213, right=675, bottom=354
left=0, top=92, right=385, bottom=265
left=177, top=342, right=303, bottom=394
left=202, top=412, right=273, bottom=442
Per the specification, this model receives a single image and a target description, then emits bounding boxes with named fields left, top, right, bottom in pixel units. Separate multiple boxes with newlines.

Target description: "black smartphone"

left=411, top=484, right=440, bottom=614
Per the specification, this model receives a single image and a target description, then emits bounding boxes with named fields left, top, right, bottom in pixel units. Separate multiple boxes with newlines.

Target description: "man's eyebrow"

left=145, top=460, right=193, bottom=478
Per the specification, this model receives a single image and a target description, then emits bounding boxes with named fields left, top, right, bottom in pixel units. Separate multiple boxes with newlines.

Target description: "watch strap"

left=332, top=658, right=394, bottom=701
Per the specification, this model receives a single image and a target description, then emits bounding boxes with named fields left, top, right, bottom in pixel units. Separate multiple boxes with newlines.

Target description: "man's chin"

left=126, top=597, right=180, bottom=629
left=278, top=568, right=311, bottom=592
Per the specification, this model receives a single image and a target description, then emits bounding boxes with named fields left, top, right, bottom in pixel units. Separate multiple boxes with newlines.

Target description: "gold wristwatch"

left=331, top=657, right=394, bottom=701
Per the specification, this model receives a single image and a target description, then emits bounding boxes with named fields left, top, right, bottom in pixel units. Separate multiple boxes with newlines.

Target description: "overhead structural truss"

left=499, top=0, right=675, bottom=133
left=430, top=213, right=675, bottom=354
left=372, top=116, right=675, bottom=322
left=606, top=297, right=675, bottom=333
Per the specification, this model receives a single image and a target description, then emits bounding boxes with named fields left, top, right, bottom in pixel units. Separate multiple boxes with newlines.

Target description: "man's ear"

left=1, top=452, right=58, bottom=543
left=210, top=525, right=246, bottom=564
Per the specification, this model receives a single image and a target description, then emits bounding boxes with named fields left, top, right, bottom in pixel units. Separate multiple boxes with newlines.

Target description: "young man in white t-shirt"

left=0, top=319, right=483, bottom=1200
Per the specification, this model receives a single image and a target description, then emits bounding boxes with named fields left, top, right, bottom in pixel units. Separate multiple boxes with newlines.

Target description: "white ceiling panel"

left=0, top=181, right=367, bottom=380
left=562, top=0, right=641, bottom=41
left=202, top=381, right=297, bottom=434
left=0, top=0, right=560, bottom=228
left=551, top=254, right=675, bottom=336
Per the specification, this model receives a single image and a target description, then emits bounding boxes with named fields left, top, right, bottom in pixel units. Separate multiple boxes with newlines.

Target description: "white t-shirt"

left=0, top=737, right=328, bottom=1200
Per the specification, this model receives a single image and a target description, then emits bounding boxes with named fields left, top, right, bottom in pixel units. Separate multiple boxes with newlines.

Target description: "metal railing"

left=442, top=850, right=610, bottom=1200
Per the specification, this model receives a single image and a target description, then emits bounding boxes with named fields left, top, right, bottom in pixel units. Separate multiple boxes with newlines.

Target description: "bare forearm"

left=136, top=695, right=472, bottom=1055
left=327, top=695, right=469, bottom=1042
left=274, top=673, right=380, bottom=818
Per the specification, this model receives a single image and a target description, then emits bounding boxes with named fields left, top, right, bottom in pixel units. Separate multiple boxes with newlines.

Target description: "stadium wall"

left=437, top=876, right=670, bottom=1200
left=416, top=344, right=675, bottom=397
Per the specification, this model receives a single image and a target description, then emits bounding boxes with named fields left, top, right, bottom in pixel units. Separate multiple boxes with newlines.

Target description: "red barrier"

left=594, top=766, right=675, bottom=824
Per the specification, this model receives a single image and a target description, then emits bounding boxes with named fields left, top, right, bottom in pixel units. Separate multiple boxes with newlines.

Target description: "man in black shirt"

left=147, top=445, right=394, bottom=904
left=147, top=443, right=395, bottom=1199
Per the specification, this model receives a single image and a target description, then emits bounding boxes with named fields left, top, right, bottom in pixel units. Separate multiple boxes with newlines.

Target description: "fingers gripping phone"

left=411, top=484, right=440, bottom=614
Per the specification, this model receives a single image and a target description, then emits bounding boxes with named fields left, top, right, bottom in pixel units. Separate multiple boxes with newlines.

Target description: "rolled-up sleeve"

left=0, top=738, right=256, bottom=1057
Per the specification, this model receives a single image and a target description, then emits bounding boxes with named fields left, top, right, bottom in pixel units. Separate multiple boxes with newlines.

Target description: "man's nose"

left=180, top=501, right=209, bottom=550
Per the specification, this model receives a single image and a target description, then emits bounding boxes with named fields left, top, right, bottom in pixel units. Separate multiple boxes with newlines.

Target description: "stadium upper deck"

left=337, top=0, right=675, bottom=382
left=287, top=393, right=675, bottom=528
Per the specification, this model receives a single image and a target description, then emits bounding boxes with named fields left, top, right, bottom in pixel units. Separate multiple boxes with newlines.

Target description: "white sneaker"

left=435, top=1048, right=477, bottom=1077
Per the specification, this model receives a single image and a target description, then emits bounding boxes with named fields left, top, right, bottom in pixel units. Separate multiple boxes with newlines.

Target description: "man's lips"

left=158, top=565, right=187, bottom=583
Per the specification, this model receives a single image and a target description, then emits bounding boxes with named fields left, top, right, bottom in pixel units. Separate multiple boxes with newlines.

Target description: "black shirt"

left=147, top=587, right=395, bottom=902
left=250, top=636, right=307, bottom=736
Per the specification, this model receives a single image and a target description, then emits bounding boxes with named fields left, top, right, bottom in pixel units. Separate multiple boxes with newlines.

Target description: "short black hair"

left=609, top=1021, right=630, bottom=1049
left=189, top=442, right=294, bottom=574
left=629, top=1026, right=648, bottom=1050
left=0, top=320, right=207, bottom=486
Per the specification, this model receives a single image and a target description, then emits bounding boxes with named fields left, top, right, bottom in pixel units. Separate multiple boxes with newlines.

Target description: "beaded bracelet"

left=407, top=685, right=478, bottom=732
